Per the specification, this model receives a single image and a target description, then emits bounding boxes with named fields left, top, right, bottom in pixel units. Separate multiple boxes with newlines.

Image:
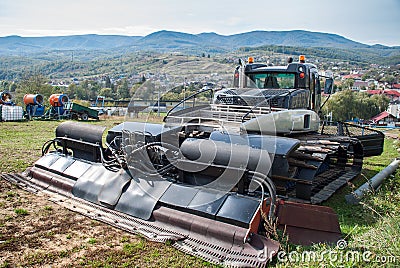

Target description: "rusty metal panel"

left=48, top=173, right=76, bottom=193
left=277, top=201, right=341, bottom=245
left=284, top=226, right=342, bottom=246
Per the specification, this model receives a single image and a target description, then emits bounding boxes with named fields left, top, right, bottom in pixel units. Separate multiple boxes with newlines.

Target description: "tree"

left=79, top=80, right=100, bottom=100
left=361, top=74, right=369, bottom=81
left=370, top=94, right=389, bottom=112
left=105, top=76, right=112, bottom=88
left=65, top=83, right=77, bottom=99
left=98, top=88, right=113, bottom=99
left=322, top=90, right=389, bottom=121
left=73, top=86, right=86, bottom=100
left=369, top=83, right=376, bottom=90
left=14, top=74, right=54, bottom=105
left=0, top=81, right=9, bottom=91
left=8, top=82, right=17, bottom=92
left=116, top=78, right=130, bottom=99
left=382, top=75, right=395, bottom=85
left=342, top=78, right=355, bottom=90
left=130, top=83, right=141, bottom=97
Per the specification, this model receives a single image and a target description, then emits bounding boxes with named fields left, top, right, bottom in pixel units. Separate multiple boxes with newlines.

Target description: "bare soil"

left=0, top=179, right=209, bottom=268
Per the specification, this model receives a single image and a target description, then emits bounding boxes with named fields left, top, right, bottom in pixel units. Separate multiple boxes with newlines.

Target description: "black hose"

left=248, top=171, right=277, bottom=221
left=124, top=142, right=180, bottom=176
left=41, top=138, right=60, bottom=155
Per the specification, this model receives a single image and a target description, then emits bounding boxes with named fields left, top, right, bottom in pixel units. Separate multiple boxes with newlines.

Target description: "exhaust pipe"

left=346, top=158, right=400, bottom=204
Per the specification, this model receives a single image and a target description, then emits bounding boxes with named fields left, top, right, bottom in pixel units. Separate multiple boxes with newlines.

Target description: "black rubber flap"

left=35, top=153, right=61, bottom=169
left=115, top=174, right=172, bottom=220
left=72, top=161, right=172, bottom=221
left=216, top=194, right=260, bottom=228
left=72, top=164, right=116, bottom=203
left=98, top=169, right=132, bottom=206
left=49, top=156, right=75, bottom=173
left=187, top=188, right=227, bottom=217
left=63, top=160, right=92, bottom=179
left=160, top=183, right=199, bottom=207
left=160, top=183, right=229, bottom=219
left=3, top=171, right=280, bottom=266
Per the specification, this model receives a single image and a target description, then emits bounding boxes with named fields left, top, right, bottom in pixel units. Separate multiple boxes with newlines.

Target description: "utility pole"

left=71, top=51, right=74, bottom=75
left=157, top=91, right=160, bottom=117
left=183, top=77, right=186, bottom=109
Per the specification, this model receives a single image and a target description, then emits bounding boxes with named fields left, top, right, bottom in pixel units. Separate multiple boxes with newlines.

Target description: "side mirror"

left=233, top=66, right=240, bottom=87
left=324, top=78, right=333, bottom=94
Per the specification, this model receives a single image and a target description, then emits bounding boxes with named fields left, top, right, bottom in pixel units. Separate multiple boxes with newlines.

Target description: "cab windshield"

left=249, top=73, right=296, bottom=89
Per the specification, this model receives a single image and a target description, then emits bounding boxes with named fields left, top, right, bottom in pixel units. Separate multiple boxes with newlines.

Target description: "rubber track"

left=291, top=135, right=363, bottom=204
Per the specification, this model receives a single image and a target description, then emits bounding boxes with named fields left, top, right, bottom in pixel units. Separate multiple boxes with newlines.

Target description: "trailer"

left=64, top=102, right=99, bottom=120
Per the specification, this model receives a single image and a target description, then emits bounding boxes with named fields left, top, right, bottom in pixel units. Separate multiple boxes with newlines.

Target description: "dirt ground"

left=0, top=178, right=131, bottom=267
left=0, top=179, right=207, bottom=268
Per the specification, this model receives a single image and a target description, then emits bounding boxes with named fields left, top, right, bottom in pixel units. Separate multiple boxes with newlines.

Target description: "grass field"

left=0, top=119, right=399, bottom=267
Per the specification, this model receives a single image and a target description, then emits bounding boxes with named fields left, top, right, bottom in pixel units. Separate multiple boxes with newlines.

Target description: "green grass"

left=0, top=119, right=399, bottom=267
left=123, top=239, right=146, bottom=254
left=14, top=208, right=28, bottom=216
left=88, top=238, right=97, bottom=245
left=43, top=205, right=52, bottom=211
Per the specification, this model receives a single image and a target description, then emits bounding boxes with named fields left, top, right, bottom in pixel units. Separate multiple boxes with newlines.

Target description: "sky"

left=0, top=0, right=399, bottom=46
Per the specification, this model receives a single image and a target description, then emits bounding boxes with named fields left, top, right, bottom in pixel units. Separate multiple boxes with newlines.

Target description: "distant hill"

left=0, top=30, right=387, bottom=55
left=0, top=34, right=141, bottom=54
left=1, top=30, right=399, bottom=80
left=198, top=30, right=369, bottom=49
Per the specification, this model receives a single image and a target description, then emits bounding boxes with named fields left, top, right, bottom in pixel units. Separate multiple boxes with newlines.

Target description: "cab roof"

left=245, top=62, right=317, bottom=74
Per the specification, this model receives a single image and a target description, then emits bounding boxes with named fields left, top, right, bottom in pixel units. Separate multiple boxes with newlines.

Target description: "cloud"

left=101, top=26, right=158, bottom=36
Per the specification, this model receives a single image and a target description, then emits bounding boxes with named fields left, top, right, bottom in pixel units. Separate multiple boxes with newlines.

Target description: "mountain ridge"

left=0, top=29, right=392, bottom=55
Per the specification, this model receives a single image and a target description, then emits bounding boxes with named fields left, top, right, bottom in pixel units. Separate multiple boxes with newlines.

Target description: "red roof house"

left=342, top=74, right=362, bottom=80
left=383, top=90, right=400, bottom=102
left=370, top=111, right=397, bottom=125
left=392, top=84, right=400, bottom=89
left=366, top=90, right=384, bottom=95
